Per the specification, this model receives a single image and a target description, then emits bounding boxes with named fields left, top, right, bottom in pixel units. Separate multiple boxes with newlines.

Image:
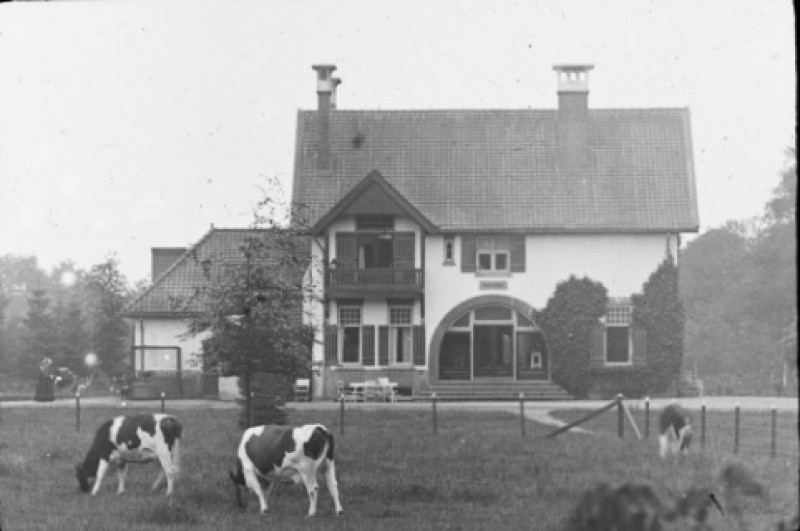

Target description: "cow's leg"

left=156, top=454, right=177, bottom=496
left=324, top=459, right=343, bottom=515
left=91, top=459, right=109, bottom=495
left=151, top=469, right=165, bottom=492
left=116, top=464, right=128, bottom=495
left=301, top=470, right=320, bottom=517
left=242, top=466, right=269, bottom=513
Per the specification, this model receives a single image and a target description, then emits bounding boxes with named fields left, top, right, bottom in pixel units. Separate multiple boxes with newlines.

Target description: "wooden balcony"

left=326, top=268, right=423, bottom=296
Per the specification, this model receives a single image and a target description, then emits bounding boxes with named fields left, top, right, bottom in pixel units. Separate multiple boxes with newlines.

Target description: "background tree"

left=52, top=299, right=92, bottom=374
left=20, top=289, right=57, bottom=375
left=86, top=257, right=131, bottom=375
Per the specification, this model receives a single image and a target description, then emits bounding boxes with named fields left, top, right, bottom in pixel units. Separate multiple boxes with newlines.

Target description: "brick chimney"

left=553, top=64, right=594, bottom=169
left=151, top=248, right=186, bottom=281
left=311, top=64, right=337, bottom=169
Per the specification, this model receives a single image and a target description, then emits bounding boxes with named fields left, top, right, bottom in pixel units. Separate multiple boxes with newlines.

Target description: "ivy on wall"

left=540, top=275, right=608, bottom=399
left=539, top=253, right=685, bottom=399
left=632, top=252, right=685, bottom=394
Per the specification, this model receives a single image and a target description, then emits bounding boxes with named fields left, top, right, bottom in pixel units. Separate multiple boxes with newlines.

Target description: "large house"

left=296, top=64, right=699, bottom=400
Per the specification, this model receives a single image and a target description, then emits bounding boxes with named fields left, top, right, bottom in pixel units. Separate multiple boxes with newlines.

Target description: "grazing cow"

left=658, top=404, right=693, bottom=458
left=75, top=414, right=181, bottom=496
left=229, top=423, right=343, bottom=517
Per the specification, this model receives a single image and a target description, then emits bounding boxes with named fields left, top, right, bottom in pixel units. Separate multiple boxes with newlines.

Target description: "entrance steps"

left=417, top=381, right=572, bottom=401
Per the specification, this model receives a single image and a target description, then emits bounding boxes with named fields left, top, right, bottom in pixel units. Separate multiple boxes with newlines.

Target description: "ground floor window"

left=605, top=301, right=632, bottom=364
left=439, top=305, right=547, bottom=381
left=339, top=306, right=362, bottom=364
left=389, top=306, right=413, bottom=365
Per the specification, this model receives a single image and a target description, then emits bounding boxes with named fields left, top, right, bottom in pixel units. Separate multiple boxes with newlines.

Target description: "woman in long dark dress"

left=34, top=357, right=55, bottom=402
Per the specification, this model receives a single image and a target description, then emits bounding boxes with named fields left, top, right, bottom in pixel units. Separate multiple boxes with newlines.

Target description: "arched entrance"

left=428, top=295, right=549, bottom=382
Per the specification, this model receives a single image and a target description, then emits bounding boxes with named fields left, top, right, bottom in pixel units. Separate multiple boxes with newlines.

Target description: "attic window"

left=356, top=215, right=394, bottom=231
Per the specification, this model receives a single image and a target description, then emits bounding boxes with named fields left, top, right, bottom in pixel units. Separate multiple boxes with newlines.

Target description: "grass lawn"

left=0, top=404, right=797, bottom=530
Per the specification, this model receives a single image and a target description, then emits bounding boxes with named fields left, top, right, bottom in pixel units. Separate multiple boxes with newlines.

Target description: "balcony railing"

left=327, top=268, right=423, bottom=290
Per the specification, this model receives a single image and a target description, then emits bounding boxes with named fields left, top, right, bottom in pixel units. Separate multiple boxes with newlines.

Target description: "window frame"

left=604, top=303, right=633, bottom=366
left=388, top=306, right=413, bottom=366
left=338, top=306, right=363, bottom=365
left=443, top=236, right=455, bottom=265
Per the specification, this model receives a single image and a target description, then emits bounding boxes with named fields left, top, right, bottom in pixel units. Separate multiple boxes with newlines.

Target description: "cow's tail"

left=326, top=430, right=335, bottom=462
left=160, top=416, right=183, bottom=474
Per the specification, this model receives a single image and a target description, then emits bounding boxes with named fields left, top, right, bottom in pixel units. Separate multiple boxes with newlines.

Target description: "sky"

left=0, top=0, right=795, bottom=285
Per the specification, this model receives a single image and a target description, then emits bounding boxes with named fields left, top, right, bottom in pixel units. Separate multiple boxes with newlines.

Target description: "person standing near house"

left=34, top=357, right=56, bottom=402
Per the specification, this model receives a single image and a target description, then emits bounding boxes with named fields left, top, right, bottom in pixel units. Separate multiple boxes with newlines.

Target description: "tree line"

left=680, top=146, right=797, bottom=395
left=0, top=256, right=140, bottom=387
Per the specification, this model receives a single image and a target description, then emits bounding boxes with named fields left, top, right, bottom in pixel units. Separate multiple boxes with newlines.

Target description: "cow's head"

left=679, top=424, right=693, bottom=452
left=74, top=463, right=92, bottom=493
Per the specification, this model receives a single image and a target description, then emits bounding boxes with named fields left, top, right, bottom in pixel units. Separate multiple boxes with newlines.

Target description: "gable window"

left=388, top=306, right=413, bottom=365
left=339, top=306, right=362, bottom=364
left=605, top=302, right=632, bottom=364
left=443, top=236, right=455, bottom=265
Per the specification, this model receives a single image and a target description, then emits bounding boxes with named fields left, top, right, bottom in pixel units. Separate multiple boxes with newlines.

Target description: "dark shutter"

left=362, top=326, right=375, bottom=366
left=335, top=233, right=357, bottom=269
left=324, top=325, right=338, bottom=365
left=393, top=232, right=415, bottom=269
left=632, top=328, right=647, bottom=365
left=510, top=234, right=526, bottom=272
left=590, top=325, right=605, bottom=367
left=413, top=325, right=426, bottom=366
left=378, top=326, right=389, bottom=365
left=461, top=234, right=476, bottom=272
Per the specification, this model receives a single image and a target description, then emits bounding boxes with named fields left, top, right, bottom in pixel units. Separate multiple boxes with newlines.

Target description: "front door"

left=473, top=325, right=513, bottom=377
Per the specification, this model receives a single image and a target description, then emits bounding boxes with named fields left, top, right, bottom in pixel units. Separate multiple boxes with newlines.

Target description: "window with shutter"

left=413, top=325, right=426, bottom=365
left=335, top=233, right=357, bottom=269
left=362, top=326, right=376, bottom=366
left=632, top=328, right=647, bottom=365
left=461, top=234, right=476, bottom=272
left=392, top=232, right=415, bottom=269
left=510, top=235, right=525, bottom=272
left=324, top=325, right=338, bottom=365
left=590, top=325, right=605, bottom=367
left=378, top=326, right=389, bottom=365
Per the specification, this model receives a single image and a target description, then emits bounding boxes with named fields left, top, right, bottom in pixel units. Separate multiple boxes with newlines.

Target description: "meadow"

left=0, top=403, right=797, bottom=530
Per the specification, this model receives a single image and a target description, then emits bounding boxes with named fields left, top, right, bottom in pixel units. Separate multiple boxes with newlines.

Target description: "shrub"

left=540, top=275, right=608, bottom=399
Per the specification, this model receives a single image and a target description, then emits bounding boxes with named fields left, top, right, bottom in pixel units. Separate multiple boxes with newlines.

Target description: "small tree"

left=632, top=252, right=685, bottom=394
left=181, top=194, right=318, bottom=426
left=540, top=275, right=608, bottom=398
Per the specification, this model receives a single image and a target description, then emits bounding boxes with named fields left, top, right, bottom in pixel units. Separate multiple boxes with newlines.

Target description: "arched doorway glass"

left=438, top=305, right=548, bottom=381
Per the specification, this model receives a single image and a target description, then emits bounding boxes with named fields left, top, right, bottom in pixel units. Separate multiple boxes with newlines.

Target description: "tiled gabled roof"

left=124, top=228, right=307, bottom=318
left=292, top=108, right=699, bottom=232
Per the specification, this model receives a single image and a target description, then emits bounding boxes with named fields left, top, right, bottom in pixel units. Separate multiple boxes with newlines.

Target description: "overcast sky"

left=0, top=0, right=795, bottom=285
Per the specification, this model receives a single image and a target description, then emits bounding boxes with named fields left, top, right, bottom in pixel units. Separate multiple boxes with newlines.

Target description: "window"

left=339, top=307, right=362, bottom=364
left=389, top=307, right=412, bottom=364
left=443, top=236, right=455, bottom=265
left=476, top=235, right=511, bottom=274
left=605, top=302, right=632, bottom=364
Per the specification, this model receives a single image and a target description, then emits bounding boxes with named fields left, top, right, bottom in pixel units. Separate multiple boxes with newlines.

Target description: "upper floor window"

left=443, top=236, right=455, bottom=265
left=461, top=234, right=525, bottom=274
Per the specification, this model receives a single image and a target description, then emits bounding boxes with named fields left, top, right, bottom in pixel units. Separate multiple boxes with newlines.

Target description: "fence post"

left=644, top=396, right=650, bottom=439
left=701, top=402, right=706, bottom=450
left=519, top=393, right=526, bottom=438
left=75, top=391, right=81, bottom=433
left=617, top=394, right=624, bottom=439
left=432, top=393, right=438, bottom=435
left=339, top=395, right=345, bottom=435
left=770, top=405, right=777, bottom=459
left=249, top=391, right=255, bottom=428
left=160, top=391, right=165, bottom=414
left=734, top=403, right=740, bottom=455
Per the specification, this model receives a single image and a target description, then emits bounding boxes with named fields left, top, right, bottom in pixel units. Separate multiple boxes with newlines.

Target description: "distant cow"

left=659, top=404, right=693, bottom=458
left=229, top=424, right=343, bottom=517
left=75, top=414, right=181, bottom=496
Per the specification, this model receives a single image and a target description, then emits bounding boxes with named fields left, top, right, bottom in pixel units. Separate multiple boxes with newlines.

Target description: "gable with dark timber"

left=245, top=426, right=296, bottom=476
left=116, top=415, right=156, bottom=450
left=345, top=184, right=407, bottom=216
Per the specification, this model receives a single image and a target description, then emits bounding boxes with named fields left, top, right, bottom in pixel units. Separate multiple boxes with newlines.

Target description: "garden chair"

left=377, top=377, right=398, bottom=402
left=293, top=378, right=310, bottom=402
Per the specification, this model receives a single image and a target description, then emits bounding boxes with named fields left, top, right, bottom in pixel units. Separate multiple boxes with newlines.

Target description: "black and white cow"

left=658, top=404, right=693, bottom=458
left=229, top=423, right=343, bottom=517
left=75, top=414, right=181, bottom=496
